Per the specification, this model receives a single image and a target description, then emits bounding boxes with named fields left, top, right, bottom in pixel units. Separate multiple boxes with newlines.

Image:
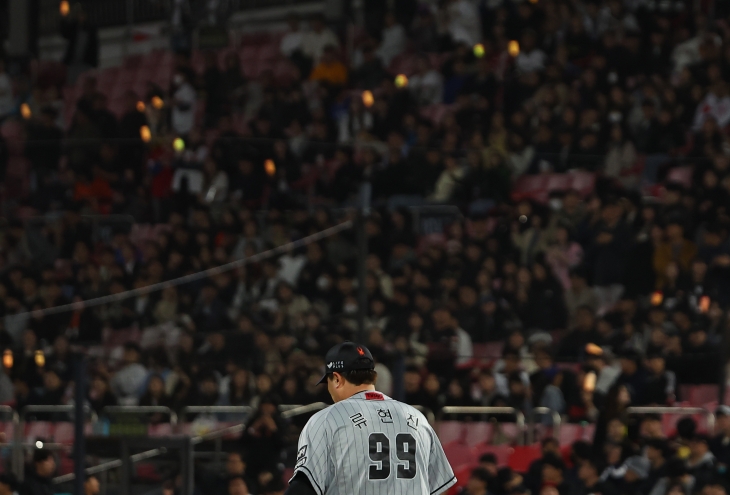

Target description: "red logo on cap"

left=357, top=347, right=365, bottom=356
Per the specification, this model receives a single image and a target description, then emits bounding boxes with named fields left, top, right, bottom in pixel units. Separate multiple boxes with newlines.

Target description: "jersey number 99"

left=368, top=432, right=417, bottom=480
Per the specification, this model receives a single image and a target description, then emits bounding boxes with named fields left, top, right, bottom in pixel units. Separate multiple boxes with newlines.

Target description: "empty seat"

left=680, top=385, right=719, bottom=406
left=508, top=444, right=542, bottom=473
left=437, top=421, right=464, bottom=445
left=443, top=441, right=477, bottom=468
left=464, top=422, right=494, bottom=447
left=53, top=423, right=75, bottom=444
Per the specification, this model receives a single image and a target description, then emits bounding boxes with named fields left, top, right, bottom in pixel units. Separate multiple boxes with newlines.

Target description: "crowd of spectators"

left=1, top=0, right=730, bottom=492
left=459, top=406, right=730, bottom=495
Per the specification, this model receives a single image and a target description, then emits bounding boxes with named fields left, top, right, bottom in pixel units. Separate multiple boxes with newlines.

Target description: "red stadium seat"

left=679, top=385, right=719, bottom=406
left=472, top=444, right=513, bottom=466
left=53, top=422, right=74, bottom=444
left=443, top=441, right=477, bottom=468
left=508, top=444, right=542, bottom=473
left=25, top=422, right=54, bottom=441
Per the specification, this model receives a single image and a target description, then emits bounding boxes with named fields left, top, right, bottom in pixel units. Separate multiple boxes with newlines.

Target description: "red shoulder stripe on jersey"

left=365, top=392, right=384, bottom=400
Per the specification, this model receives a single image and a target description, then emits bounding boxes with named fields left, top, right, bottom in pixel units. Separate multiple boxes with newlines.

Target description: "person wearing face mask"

left=171, top=71, right=196, bottom=137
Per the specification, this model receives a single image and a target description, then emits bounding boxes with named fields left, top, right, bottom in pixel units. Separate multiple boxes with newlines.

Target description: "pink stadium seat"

left=509, top=444, right=542, bottom=473
left=472, top=444, right=513, bottom=466
left=437, top=421, right=465, bottom=445
left=53, top=422, right=74, bottom=444
left=545, top=174, right=572, bottom=192
left=25, top=422, right=54, bottom=441
left=444, top=441, right=477, bottom=468
left=680, top=385, right=719, bottom=406
left=557, top=424, right=584, bottom=445
left=569, top=171, right=597, bottom=196
left=148, top=424, right=174, bottom=436
left=465, top=422, right=493, bottom=447
left=511, top=175, right=550, bottom=202
left=667, top=166, right=693, bottom=188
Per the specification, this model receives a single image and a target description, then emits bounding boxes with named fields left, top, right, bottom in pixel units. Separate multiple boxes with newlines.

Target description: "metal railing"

left=281, top=402, right=328, bottom=419
left=626, top=406, right=715, bottom=434
left=181, top=405, right=253, bottom=420
left=102, top=405, right=178, bottom=425
left=439, top=407, right=527, bottom=445
left=528, top=407, right=562, bottom=444
left=21, top=404, right=97, bottom=422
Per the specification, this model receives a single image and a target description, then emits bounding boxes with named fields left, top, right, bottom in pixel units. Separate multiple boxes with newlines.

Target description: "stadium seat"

left=53, top=422, right=74, bottom=444
left=437, top=421, right=465, bottom=445
left=443, top=441, right=477, bottom=468
left=472, top=444, right=513, bottom=466
left=464, top=422, right=493, bottom=447
left=679, top=384, right=719, bottom=406
left=508, top=444, right=542, bottom=473
left=24, top=422, right=54, bottom=441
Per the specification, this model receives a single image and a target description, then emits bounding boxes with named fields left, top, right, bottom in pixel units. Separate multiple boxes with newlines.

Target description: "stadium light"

left=394, top=74, right=408, bottom=89
left=508, top=40, right=520, bottom=57
left=20, top=103, right=31, bottom=120
left=651, top=291, right=663, bottom=306
left=2, top=350, right=12, bottom=369
left=35, top=350, right=45, bottom=368
left=265, top=159, right=276, bottom=177
left=361, top=90, right=374, bottom=108
left=140, top=125, right=151, bottom=143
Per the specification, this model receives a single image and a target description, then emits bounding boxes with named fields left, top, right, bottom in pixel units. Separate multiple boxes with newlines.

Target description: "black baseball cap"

left=317, top=341, right=375, bottom=384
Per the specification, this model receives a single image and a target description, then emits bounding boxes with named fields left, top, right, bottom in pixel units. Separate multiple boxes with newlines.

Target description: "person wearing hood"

left=687, top=434, right=716, bottom=489
left=710, top=406, right=730, bottom=470
left=20, top=449, right=55, bottom=495
left=613, top=455, right=650, bottom=495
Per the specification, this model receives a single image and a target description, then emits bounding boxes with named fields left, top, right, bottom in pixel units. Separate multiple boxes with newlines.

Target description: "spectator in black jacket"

left=20, top=449, right=55, bottom=495
left=710, top=406, right=730, bottom=471
left=60, top=3, right=99, bottom=83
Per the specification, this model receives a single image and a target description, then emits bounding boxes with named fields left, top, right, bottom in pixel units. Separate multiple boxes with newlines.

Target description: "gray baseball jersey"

left=292, top=390, right=456, bottom=495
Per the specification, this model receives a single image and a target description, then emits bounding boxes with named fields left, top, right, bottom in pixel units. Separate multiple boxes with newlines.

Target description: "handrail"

left=180, top=405, right=253, bottom=419
left=53, top=446, right=169, bottom=484
left=102, top=406, right=178, bottom=426
left=626, top=406, right=715, bottom=434
left=413, top=405, right=436, bottom=426
left=21, top=404, right=97, bottom=423
left=281, top=403, right=329, bottom=419
left=528, top=407, right=562, bottom=444
left=191, top=423, right=246, bottom=446
left=439, top=406, right=526, bottom=445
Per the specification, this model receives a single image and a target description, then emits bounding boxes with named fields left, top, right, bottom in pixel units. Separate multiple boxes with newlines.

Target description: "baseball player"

left=285, top=341, right=456, bottom=495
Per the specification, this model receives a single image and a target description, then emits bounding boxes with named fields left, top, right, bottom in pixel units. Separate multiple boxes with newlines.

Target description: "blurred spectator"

left=20, top=449, right=56, bottom=495
left=60, top=3, right=99, bottom=83
left=301, top=14, right=339, bottom=64
left=110, top=343, right=148, bottom=404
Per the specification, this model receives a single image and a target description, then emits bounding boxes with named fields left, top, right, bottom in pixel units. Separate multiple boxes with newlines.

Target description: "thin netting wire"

left=23, top=220, right=354, bottom=319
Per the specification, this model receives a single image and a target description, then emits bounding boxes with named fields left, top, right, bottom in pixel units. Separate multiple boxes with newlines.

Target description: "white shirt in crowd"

left=301, top=28, right=339, bottom=63
left=409, top=69, right=444, bottom=106
left=447, top=0, right=482, bottom=47
left=516, top=49, right=547, bottom=74
left=172, top=80, right=196, bottom=135
left=280, top=30, right=304, bottom=57
left=377, top=23, right=407, bottom=66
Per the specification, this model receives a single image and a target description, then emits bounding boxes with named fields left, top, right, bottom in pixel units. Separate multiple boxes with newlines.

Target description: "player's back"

left=298, top=390, right=455, bottom=495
